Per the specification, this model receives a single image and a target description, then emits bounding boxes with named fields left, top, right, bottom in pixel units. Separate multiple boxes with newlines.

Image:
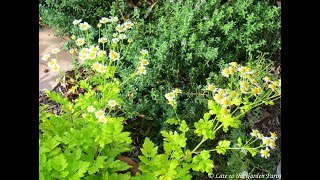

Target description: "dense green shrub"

left=39, top=0, right=114, bottom=36
left=116, top=0, right=281, bottom=137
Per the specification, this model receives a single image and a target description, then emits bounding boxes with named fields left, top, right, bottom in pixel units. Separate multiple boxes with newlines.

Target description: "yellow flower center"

left=208, top=85, right=215, bottom=91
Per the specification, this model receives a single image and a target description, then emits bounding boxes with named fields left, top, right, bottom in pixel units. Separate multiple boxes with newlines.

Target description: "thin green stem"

left=174, top=108, right=180, bottom=121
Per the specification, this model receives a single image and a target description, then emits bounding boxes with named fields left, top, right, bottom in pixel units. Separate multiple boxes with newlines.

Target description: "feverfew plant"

left=40, top=17, right=150, bottom=179
left=136, top=59, right=280, bottom=179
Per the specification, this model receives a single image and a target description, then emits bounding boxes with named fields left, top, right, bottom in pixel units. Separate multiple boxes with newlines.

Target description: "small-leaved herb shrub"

left=39, top=0, right=115, bottom=36
left=112, top=0, right=281, bottom=134
left=40, top=18, right=150, bottom=179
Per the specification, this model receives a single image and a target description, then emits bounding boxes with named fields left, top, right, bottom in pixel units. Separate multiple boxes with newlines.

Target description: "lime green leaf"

left=192, top=150, right=214, bottom=173
left=141, top=137, right=158, bottom=158
left=237, top=137, right=243, bottom=147
left=179, top=120, right=189, bottom=133
left=194, top=119, right=215, bottom=139
left=203, top=113, right=211, bottom=121
left=216, top=140, right=231, bottom=155
left=248, top=148, right=258, bottom=157
left=51, top=154, right=68, bottom=171
left=208, top=100, right=219, bottom=114
left=166, top=118, right=179, bottom=125
left=218, top=114, right=241, bottom=132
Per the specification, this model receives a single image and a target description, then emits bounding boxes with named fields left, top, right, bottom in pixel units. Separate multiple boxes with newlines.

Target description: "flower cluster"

left=86, top=100, right=117, bottom=124
left=91, top=62, right=107, bottom=73
left=206, top=62, right=281, bottom=116
left=250, top=129, right=278, bottom=159
left=137, top=49, right=149, bottom=75
left=221, top=62, right=281, bottom=94
left=164, top=88, right=182, bottom=106
left=78, top=45, right=105, bottom=61
left=206, top=83, right=239, bottom=116
left=41, top=48, right=61, bottom=72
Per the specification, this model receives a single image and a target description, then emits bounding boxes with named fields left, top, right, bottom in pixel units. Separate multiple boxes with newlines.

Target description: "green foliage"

left=40, top=0, right=281, bottom=178
left=216, top=140, right=231, bottom=155
left=39, top=0, right=114, bottom=36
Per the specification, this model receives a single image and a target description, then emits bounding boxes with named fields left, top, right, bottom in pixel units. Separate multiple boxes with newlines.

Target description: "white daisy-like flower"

left=213, top=94, right=223, bottom=103
left=268, top=83, right=277, bottom=91
left=118, top=34, right=127, bottom=40
left=260, top=148, right=270, bottom=159
left=257, top=133, right=264, bottom=139
left=116, top=24, right=126, bottom=33
left=108, top=100, right=117, bottom=108
left=91, top=62, right=100, bottom=71
left=110, top=16, right=118, bottom=23
left=72, top=19, right=82, bottom=25
left=95, top=110, right=105, bottom=118
left=262, top=137, right=272, bottom=146
left=240, top=81, right=249, bottom=89
left=79, top=53, right=89, bottom=61
left=217, top=88, right=228, bottom=97
left=100, top=17, right=110, bottom=24
left=139, top=58, right=149, bottom=66
left=228, top=66, right=236, bottom=73
left=245, top=67, right=255, bottom=74
left=89, top=45, right=99, bottom=54
left=165, top=92, right=175, bottom=101
left=98, top=37, right=108, bottom=44
left=51, top=48, right=60, bottom=54
left=221, top=97, right=231, bottom=108
left=41, top=54, right=50, bottom=61
left=269, top=139, right=276, bottom=149
left=229, top=62, right=238, bottom=67
left=229, top=91, right=237, bottom=98
left=263, top=76, right=271, bottom=83
left=123, top=21, right=134, bottom=29
left=109, top=50, right=120, bottom=61
left=96, top=64, right=107, bottom=73
left=168, top=99, right=177, bottom=106
left=207, top=84, right=216, bottom=92
left=97, top=50, right=106, bottom=58
left=79, top=22, right=91, bottom=31
left=76, top=38, right=85, bottom=46
left=140, top=49, right=148, bottom=56
left=221, top=68, right=231, bottom=77
left=48, top=59, right=57, bottom=68
left=251, top=86, right=262, bottom=96
left=87, top=106, right=95, bottom=112
left=173, top=88, right=182, bottom=95
left=250, top=129, right=259, bottom=137
left=270, top=132, right=278, bottom=140
left=112, top=38, right=119, bottom=44
left=237, top=66, right=247, bottom=75
left=137, top=66, right=147, bottom=75
left=88, top=52, right=97, bottom=60
left=113, top=33, right=118, bottom=38
left=79, top=48, right=89, bottom=54
left=51, top=64, right=61, bottom=72
left=98, top=116, right=108, bottom=123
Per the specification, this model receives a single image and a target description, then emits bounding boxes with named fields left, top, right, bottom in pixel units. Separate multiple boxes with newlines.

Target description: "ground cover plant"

left=39, top=0, right=281, bottom=179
